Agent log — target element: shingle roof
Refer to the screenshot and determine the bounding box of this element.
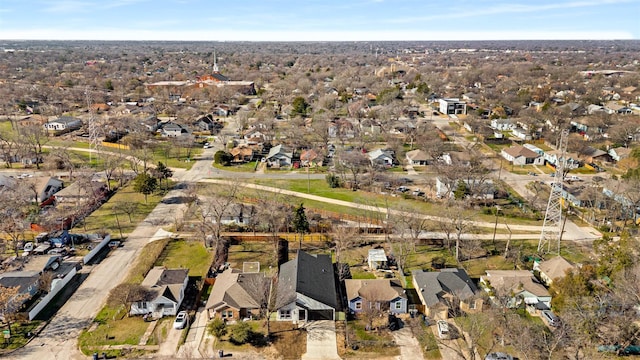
[345,279,406,302]
[141,267,189,303]
[277,251,337,309]
[206,268,267,311]
[483,270,549,298]
[503,145,540,159]
[406,149,429,161]
[536,256,575,282]
[412,268,477,307]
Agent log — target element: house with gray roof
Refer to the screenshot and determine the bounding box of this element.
[412,268,480,318]
[265,144,293,168]
[275,251,337,323]
[130,266,189,317]
[533,256,576,287]
[344,279,407,315]
[43,116,82,135]
[205,268,268,321]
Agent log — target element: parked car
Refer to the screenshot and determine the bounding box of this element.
[437,320,450,339]
[47,248,67,256]
[173,311,188,329]
[397,186,409,193]
[108,240,122,249]
[485,352,514,360]
[542,310,560,327]
[23,242,34,252]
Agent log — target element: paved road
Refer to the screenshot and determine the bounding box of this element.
[10,154,201,360]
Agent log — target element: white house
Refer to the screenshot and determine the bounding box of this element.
[265,144,293,168]
[367,149,395,167]
[511,127,532,141]
[43,116,82,134]
[501,145,544,165]
[130,267,189,317]
[436,177,495,199]
[490,119,516,131]
[405,149,429,166]
[438,98,467,115]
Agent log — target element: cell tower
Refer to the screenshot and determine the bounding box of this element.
[538,129,569,254]
[85,87,100,163]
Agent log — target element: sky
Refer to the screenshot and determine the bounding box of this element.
[1,0,639,41]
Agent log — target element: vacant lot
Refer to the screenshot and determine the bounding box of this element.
[154,239,213,277]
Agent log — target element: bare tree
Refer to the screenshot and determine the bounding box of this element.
[107,283,154,317]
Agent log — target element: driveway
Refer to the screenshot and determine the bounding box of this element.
[392,325,422,360]
[301,320,341,360]
[157,325,184,357]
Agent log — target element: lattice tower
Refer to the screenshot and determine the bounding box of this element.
[538,129,569,253]
[85,87,100,162]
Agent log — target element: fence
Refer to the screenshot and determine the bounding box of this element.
[101,141,130,150]
[28,266,78,320]
[83,234,111,264]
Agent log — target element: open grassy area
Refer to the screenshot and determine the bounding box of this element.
[411,319,441,359]
[126,239,170,284]
[75,182,165,239]
[154,239,213,277]
[78,306,150,355]
[227,242,278,271]
[213,161,258,172]
[344,319,400,357]
[0,321,42,352]
[150,146,202,170]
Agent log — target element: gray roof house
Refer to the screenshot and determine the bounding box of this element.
[205,268,268,321]
[265,144,293,168]
[43,116,82,134]
[345,279,407,315]
[275,251,337,323]
[367,149,395,167]
[130,267,189,317]
[412,268,480,318]
[405,149,429,166]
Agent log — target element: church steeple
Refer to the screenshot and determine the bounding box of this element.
[213,50,219,73]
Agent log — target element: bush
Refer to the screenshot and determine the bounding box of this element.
[214,151,233,166]
[207,318,227,338]
[229,321,252,344]
[325,173,341,188]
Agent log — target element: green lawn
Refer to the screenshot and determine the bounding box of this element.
[0,321,42,352]
[78,307,150,355]
[154,239,213,277]
[213,161,258,172]
[76,182,165,238]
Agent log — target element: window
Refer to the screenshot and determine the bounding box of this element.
[279,310,291,320]
[354,302,362,310]
[469,301,476,310]
[394,301,402,310]
[140,302,148,310]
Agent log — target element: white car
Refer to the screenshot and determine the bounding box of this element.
[173,311,188,329]
[437,320,450,339]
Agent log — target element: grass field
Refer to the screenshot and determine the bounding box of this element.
[154,239,213,277]
[75,183,165,238]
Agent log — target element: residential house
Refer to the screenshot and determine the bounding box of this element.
[205,268,268,321]
[533,256,576,287]
[405,149,429,166]
[130,267,189,317]
[159,122,190,137]
[511,127,532,141]
[300,149,321,167]
[439,152,471,167]
[32,176,64,205]
[275,251,338,322]
[368,149,395,167]
[193,114,223,134]
[438,98,467,115]
[43,116,82,135]
[501,145,544,165]
[344,279,408,315]
[367,248,388,270]
[265,144,293,168]
[480,270,551,309]
[54,180,107,209]
[560,184,595,207]
[229,145,255,163]
[412,268,481,319]
[0,271,40,320]
[490,119,516,131]
[609,147,633,162]
[328,119,356,139]
[243,128,271,144]
[435,177,495,200]
[579,146,611,163]
[214,203,255,226]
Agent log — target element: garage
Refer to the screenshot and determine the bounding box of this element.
[307,309,334,321]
